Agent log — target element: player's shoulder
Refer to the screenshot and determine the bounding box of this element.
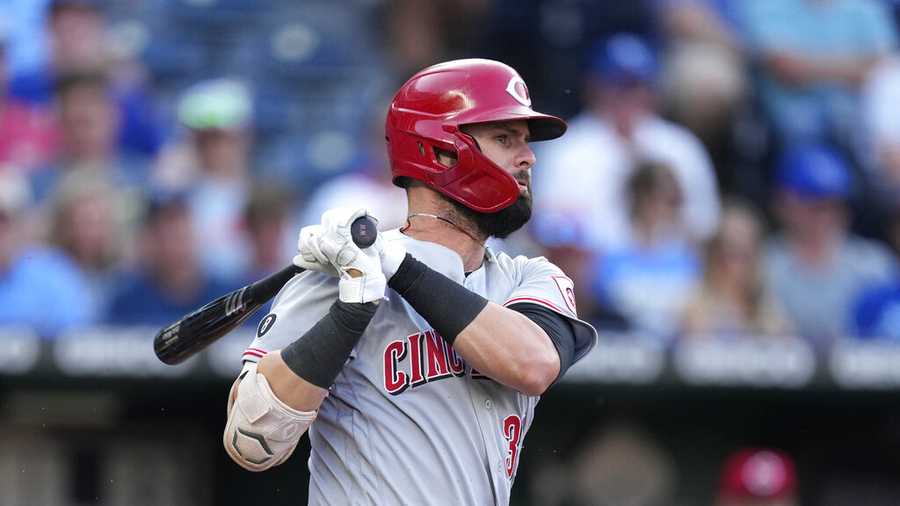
[490,250,567,279]
[384,228,466,282]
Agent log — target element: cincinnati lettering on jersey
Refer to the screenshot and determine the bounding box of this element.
[384,330,489,395]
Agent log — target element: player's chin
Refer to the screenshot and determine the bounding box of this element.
[482,194,532,239]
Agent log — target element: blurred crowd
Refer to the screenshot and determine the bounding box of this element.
[6,1,900,504]
[2,0,900,352]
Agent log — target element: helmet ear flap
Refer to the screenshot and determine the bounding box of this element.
[445,131,520,212]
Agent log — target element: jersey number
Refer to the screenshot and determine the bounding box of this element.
[502,415,522,478]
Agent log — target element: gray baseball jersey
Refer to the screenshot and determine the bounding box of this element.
[242,229,597,506]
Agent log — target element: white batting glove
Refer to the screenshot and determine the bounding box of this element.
[376,234,407,280]
[293,224,339,276]
[318,208,386,304]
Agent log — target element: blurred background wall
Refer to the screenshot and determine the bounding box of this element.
[3,0,900,504]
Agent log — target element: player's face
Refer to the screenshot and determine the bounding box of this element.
[459,120,536,238]
[462,120,535,197]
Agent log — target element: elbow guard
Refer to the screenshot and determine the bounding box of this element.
[223,363,317,472]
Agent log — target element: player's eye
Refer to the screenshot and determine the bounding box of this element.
[495,134,509,146]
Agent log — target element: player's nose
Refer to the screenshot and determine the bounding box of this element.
[515,143,536,170]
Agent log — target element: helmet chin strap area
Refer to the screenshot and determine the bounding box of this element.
[402,213,486,247]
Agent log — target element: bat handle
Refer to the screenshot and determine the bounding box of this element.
[350,215,378,248]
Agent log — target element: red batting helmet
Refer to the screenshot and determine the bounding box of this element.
[385,59,567,213]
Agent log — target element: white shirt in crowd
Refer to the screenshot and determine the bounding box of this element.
[301,172,409,231]
[533,113,721,250]
[861,57,900,167]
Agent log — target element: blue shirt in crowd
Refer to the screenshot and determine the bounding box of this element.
[851,280,900,341]
[105,271,237,327]
[591,238,700,341]
[739,0,897,142]
[0,247,94,337]
[10,66,168,158]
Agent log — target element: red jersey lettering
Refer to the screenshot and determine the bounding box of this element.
[383,340,409,395]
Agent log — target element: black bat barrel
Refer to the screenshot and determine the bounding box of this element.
[153,265,299,365]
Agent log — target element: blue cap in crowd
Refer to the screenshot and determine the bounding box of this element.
[589,33,658,85]
[776,145,852,200]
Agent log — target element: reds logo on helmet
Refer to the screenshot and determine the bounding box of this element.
[505,76,531,107]
[385,59,566,213]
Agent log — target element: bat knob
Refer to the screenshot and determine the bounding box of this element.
[351,215,378,248]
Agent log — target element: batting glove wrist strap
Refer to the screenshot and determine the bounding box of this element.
[339,272,387,305]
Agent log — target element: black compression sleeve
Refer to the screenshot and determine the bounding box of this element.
[387,253,488,345]
[280,300,378,389]
[508,302,577,381]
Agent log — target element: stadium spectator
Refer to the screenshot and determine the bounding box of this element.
[243,184,294,283]
[851,278,900,341]
[1,1,48,76]
[386,0,492,78]
[9,0,166,157]
[104,189,235,326]
[860,56,900,191]
[11,0,106,101]
[0,22,59,172]
[301,102,408,232]
[45,172,129,319]
[658,0,747,139]
[717,448,798,506]
[681,200,792,339]
[764,144,896,346]
[162,78,255,281]
[738,0,896,145]
[528,420,676,506]
[0,171,93,336]
[589,161,701,341]
[30,72,147,204]
[567,421,676,506]
[659,0,743,51]
[849,199,900,341]
[534,33,720,253]
[238,184,295,328]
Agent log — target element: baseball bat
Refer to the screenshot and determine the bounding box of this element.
[153,215,378,365]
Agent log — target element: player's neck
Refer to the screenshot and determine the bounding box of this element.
[402,217,486,272]
[404,191,487,272]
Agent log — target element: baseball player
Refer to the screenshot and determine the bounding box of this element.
[224,59,598,505]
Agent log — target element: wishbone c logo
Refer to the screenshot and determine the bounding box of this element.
[505,76,531,107]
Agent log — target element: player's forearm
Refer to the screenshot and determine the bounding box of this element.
[257,352,330,411]
[388,254,559,395]
[233,300,378,412]
[453,303,560,395]
[229,353,329,415]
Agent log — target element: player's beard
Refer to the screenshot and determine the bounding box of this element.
[453,185,533,240]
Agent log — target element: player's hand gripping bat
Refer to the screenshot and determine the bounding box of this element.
[153,216,378,365]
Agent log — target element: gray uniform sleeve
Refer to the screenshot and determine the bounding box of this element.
[502,257,598,363]
[241,270,339,363]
